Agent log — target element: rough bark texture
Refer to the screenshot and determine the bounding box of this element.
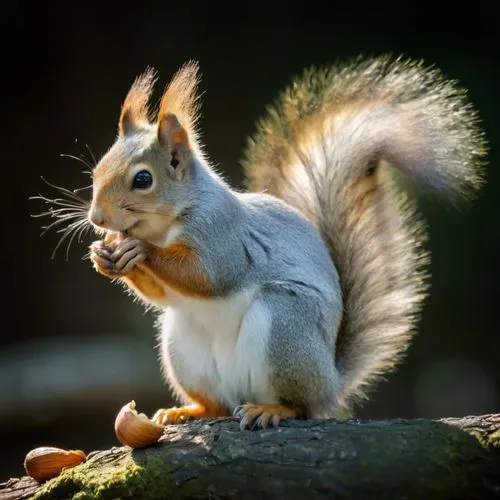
[1,414,499,500]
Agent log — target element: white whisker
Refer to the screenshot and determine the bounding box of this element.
[30,195,88,210]
[40,212,87,235]
[74,185,92,193]
[40,215,87,236]
[31,174,93,259]
[51,218,90,260]
[34,208,88,219]
[121,202,172,216]
[65,219,90,260]
[32,139,100,259]
[60,153,93,172]
[55,217,88,234]
[85,143,97,167]
[39,176,90,205]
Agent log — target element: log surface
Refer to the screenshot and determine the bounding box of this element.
[1,414,499,499]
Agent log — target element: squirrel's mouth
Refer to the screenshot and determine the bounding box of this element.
[122,220,141,236]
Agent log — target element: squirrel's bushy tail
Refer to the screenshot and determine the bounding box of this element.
[241,55,487,411]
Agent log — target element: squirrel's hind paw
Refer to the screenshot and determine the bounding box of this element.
[152,406,203,425]
[234,403,304,431]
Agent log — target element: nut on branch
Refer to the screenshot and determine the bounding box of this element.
[114,400,165,448]
[23,447,86,482]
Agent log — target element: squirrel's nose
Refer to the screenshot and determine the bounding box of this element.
[89,207,106,227]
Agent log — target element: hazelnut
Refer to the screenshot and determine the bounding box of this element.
[114,400,165,448]
[24,447,86,482]
[104,231,119,245]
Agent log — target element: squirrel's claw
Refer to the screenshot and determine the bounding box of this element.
[234,403,302,431]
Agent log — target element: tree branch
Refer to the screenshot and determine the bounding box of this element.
[1,414,499,499]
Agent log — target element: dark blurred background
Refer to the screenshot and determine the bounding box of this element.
[1,0,498,481]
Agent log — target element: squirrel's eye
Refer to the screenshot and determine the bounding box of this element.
[132,170,153,190]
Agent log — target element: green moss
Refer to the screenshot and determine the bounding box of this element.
[323,420,494,498]
[469,429,500,449]
[32,451,191,500]
[421,423,500,497]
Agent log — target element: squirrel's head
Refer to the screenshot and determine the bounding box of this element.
[89,61,203,246]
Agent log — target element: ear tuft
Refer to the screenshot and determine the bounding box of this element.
[119,66,158,136]
[157,60,202,150]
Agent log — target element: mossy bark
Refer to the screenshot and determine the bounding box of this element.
[1,414,499,500]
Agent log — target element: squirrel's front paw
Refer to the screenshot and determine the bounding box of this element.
[90,237,149,277]
[90,240,118,278]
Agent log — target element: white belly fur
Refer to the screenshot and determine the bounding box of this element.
[159,285,277,409]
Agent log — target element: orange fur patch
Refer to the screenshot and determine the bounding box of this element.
[153,392,229,425]
[122,267,165,300]
[186,392,230,417]
[142,242,214,298]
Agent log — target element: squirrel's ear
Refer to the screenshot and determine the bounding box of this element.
[155,60,201,180]
[119,67,157,136]
[158,113,191,181]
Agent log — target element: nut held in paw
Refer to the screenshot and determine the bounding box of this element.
[114,400,165,448]
[24,447,86,482]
